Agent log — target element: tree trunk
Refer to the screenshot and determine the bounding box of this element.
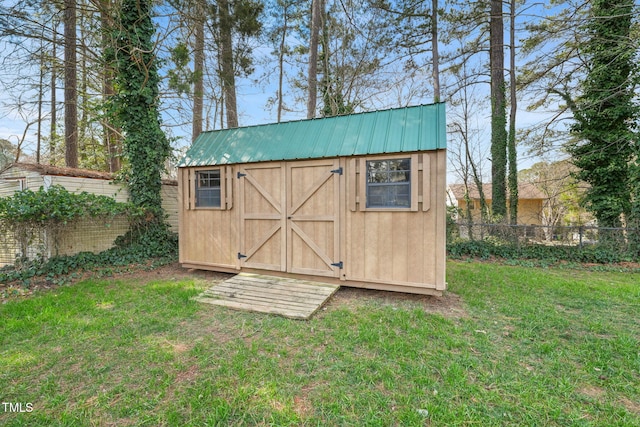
[51,19,58,163]
[307,0,322,119]
[192,1,204,140]
[507,0,518,224]
[489,0,507,220]
[80,19,88,166]
[37,40,44,164]
[64,0,78,168]
[277,8,289,123]
[218,0,238,128]
[431,0,440,103]
[101,0,121,172]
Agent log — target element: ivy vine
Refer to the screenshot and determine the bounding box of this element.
[109,0,171,225]
[0,186,176,287]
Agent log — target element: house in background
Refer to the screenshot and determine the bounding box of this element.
[178,103,447,295]
[448,182,546,225]
[0,163,178,266]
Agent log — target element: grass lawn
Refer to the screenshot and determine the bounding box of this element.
[1,261,638,426]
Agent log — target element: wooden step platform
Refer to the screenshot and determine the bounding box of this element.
[193,273,340,320]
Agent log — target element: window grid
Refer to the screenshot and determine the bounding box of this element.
[366,158,411,208]
[196,170,221,208]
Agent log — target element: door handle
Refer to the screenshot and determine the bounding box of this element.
[287,216,292,219]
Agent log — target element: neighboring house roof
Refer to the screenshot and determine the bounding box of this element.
[1,162,113,180]
[448,183,546,201]
[0,163,178,186]
[179,103,446,167]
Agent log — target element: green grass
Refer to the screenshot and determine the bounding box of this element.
[1,262,639,426]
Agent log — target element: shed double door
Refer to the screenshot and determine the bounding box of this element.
[238,159,341,278]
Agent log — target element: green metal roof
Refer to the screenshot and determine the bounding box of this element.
[178,103,446,167]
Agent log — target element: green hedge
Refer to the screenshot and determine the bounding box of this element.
[447,238,636,264]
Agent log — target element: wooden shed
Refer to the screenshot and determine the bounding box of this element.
[178,103,447,295]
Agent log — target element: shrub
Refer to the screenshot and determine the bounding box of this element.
[447,238,636,265]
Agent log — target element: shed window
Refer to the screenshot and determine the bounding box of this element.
[196,170,221,207]
[366,158,411,208]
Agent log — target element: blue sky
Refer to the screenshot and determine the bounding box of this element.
[0,0,573,180]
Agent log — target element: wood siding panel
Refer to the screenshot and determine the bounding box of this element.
[406,206,425,284]
[434,150,447,290]
[362,212,380,280]
[181,208,236,268]
[161,184,179,230]
[391,211,409,283]
[178,168,186,263]
[0,169,42,189]
[0,180,21,197]
[346,202,365,280]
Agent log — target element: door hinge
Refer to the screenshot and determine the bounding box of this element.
[238,252,247,259]
[237,172,247,178]
[330,167,343,175]
[331,261,343,269]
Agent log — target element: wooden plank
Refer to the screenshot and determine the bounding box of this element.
[224,279,336,297]
[193,298,311,319]
[193,273,340,320]
[196,296,327,319]
[212,280,334,300]
[208,286,334,304]
[201,290,326,310]
[229,273,339,290]
[202,289,327,309]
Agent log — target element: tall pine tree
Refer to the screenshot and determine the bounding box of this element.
[489,0,507,220]
[569,0,638,229]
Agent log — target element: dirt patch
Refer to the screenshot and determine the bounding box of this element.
[103,262,233,283]
[0,262,233,302]
[326,286,467,319]
[620,396,640,415]
[174,364,200,384]
[579,385,605,399]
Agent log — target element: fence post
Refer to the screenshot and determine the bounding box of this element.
[579,225,583,248]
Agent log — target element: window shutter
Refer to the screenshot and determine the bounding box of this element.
[348,158,357,212]
[225,166,233,210]
[422,154,431,212]
[358,158,367,212]
[411,154,419,211]
[181,169,191,211]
